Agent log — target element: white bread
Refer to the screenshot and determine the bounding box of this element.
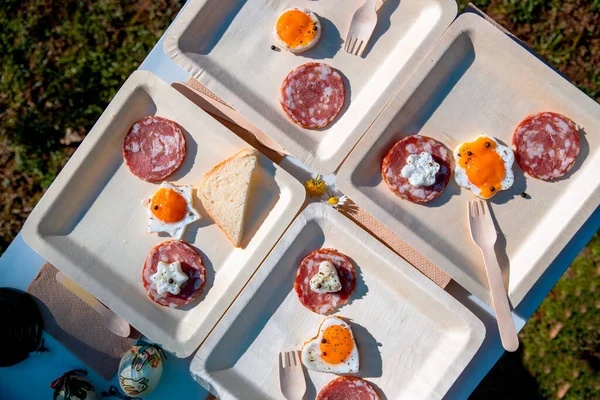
[199,148,259,247]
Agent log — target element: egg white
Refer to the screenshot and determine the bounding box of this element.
[273,8,321,53]
[301,317,359,374]
[142,182,201,240]
[454,135,515,199]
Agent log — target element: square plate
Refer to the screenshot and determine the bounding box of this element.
[190,203,485,399]
[337,14,600,306]
[164,0,457,174]
[22,70,305,357]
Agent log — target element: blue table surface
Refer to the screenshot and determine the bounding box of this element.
[1,3,599,399]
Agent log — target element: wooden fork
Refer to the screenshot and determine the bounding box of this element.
[344,0,379,56]
[279,351,306,400]
[468,200,519,352]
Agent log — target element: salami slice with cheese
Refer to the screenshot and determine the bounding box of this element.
[294,249,356,315]
[142,240,205,308]
[279,62,345,129]
[123,116,186,182]
[381,135,452,204]
[512,112,580,181]
[317,377,381,400]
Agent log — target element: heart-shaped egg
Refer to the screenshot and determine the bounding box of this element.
[301,316,359,374]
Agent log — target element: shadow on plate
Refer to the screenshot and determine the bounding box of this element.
[178,244,216,311]
[169,125,198,180]
[361,0,402,58]
[350,319,383,378]
[303,15,342,60]
[486,202,511,294]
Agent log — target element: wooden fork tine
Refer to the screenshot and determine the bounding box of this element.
[348,37,356,53]
[358,41,367,56]
[355,40,364,56]
[481,199,489,215]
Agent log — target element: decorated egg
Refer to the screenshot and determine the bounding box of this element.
[118,344,164,397]
[301,316,359,374]
[454,135,515,199]
[51,370,97,400]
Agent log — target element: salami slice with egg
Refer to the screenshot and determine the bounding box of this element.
[123,116,186,182]
[317,377,381,400]
[382,135,452,204]
[294,249,356,315]
[280,62,345,129]
[142,240,205,308]
[512,112,580,181]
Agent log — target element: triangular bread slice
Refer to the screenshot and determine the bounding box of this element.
[199,148,259,247]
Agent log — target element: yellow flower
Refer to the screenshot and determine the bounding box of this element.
[304,175,327,197]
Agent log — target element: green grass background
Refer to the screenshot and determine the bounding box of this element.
[0,1,598,398]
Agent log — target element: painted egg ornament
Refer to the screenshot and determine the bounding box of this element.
[118,344,164,397]
[51,369,97,400]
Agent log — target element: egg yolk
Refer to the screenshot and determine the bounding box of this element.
[150,188,187,223]
[276,10,317,48]
[457,137,506,199]
[319,324,354,364]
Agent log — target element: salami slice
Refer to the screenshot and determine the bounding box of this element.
[294,249,356,315]
[512,112,580,181]
[123,116,186,182]
[279,62,345,129]
[142,240,205,308]
[381,135,452,203]
[317,377,381,400]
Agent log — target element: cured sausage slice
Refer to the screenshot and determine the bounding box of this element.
[381,135,452,203]
[279,62,345,129]
[142,240,205,308]
[294,249,356,315]
[317,377,381,400]
[123,116,186,182]
[512,112,580,180]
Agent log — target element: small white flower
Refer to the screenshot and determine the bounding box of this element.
[323,191,348,210]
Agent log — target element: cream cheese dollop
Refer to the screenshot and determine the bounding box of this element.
[150,260,189,296]
[310,261,342,293]
[401,152,440,187]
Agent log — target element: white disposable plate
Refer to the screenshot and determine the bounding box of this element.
[337,14,600,306]
[164,0,457,174]
[190,203,485,399]
[22,70,305,357]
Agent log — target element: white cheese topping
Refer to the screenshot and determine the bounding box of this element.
[401,152,440,187]
[310,261,342,293]
[150,261,189,296]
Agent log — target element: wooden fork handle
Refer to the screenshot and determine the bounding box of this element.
[480,247,519,352]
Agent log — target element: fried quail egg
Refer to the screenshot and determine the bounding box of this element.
[301,317,359,374]
[274,8,321,53]
[142,182,200,239]
[454,135,514,199]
